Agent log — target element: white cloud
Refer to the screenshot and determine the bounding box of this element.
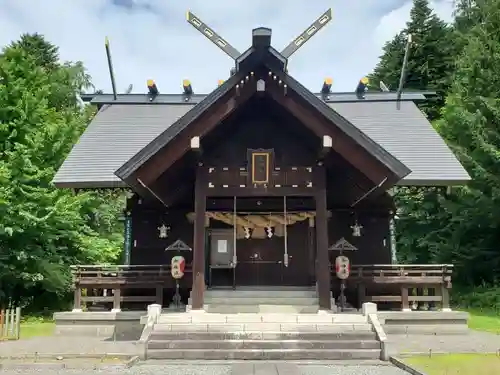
[0,0,454,93]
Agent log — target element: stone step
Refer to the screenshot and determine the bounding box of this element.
[158,313,367,324]
[201,289,317,298]
[146,348,381,360]
[188,297,319,305]
[202,304,320,314]
[152,322,373,333]
[149,331,377,341]
[148,339,381,350]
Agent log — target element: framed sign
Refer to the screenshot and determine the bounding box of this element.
[217,239,228,253]
[248,149,274,185]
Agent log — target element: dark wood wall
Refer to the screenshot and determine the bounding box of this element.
[127,201,392,267]
[202,97,318,168]
[327,211,392,265]
[127,97,393,268]
[129,201,193,266]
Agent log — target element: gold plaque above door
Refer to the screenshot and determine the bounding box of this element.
[248,149,274,186]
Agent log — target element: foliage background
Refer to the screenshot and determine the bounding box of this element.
[0,34,124,311]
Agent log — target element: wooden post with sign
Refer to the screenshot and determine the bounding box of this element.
[335,255,350,312]
[171,255,186,310]
[123,214,132,265]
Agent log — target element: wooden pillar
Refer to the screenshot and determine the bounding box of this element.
[307,217,316,285]
[441,284,451,311]
[401,285,410,311]
[357,284,366,308]
[314,166,331,310]
[155,285,164,306]
[73,286,82,311]
[191,166,207,310]
[112,288,121,312]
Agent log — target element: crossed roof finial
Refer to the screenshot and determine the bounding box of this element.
[186,8,333,69]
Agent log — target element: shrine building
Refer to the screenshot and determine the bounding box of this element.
[53,9,469,313]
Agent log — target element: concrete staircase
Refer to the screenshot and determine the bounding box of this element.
[145,312,381,360]
[187,286,321,313]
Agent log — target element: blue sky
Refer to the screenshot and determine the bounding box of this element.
[0,0,454,93]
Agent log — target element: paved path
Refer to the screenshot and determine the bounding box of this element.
[2,330,499,374]
[387,331,500,355]
[0,362,408,375]
[0,337,139,356]
[2,331,498,358]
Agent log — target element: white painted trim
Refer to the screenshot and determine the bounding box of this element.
[323,135,333,148]
[190,136,200,149]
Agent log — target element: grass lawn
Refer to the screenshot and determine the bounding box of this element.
[405,353,500,375]
[467,309,500,334]
[18,316,55,339]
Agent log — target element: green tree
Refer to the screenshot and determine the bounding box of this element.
[394,0,500,294]
[369,0,455,119]
[0,35,122,310]
[9,33,59,71]
[431,0,500,286]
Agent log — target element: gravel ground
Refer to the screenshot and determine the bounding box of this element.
[0,362,409,375]
[387,331,500,354]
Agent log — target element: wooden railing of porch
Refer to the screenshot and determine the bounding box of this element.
[71,263,452,311]
[71,264,193,312]
[331,264,453,311]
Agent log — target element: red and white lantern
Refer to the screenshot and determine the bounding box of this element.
[171,255,186,279]
[335,255,350,280]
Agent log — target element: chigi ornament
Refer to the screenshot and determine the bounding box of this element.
[158,224,171,239]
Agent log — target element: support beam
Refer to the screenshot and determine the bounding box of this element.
[206,187,315,197]
[191,167,207,310]
[314,166,331,310]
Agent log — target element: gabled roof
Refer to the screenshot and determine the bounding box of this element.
[114,61,410,187]
[274,70,410,180]
[52,99,470,188]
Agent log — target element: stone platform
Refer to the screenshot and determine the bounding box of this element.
[145,312,383,360]
[53,311,145,340]
[378,310,470,334]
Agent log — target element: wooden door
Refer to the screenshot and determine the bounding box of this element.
[209,229,235,287]
[282,221,312,286]
[235,237,283,285]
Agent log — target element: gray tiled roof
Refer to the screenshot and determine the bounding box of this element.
[52,101,470,188]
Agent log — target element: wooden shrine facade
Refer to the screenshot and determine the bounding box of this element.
[58,24,467,314]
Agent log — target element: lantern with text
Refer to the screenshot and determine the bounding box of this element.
[171,256,185,279]
[335,255,350,280]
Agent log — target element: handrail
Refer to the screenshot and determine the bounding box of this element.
[351,264,453,268]
[70,264,179,269]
